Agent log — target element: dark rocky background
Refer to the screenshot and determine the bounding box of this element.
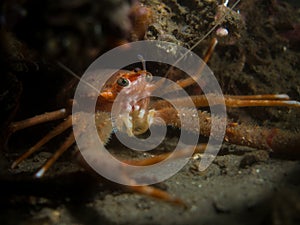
[0,0,300,224]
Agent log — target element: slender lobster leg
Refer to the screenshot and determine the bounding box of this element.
[161,35,298,109]
[153,107,300,155]
[162,38,218,94]
[19,111,110,177]
[9,108,68,133]
[11,116,72,169]
[12,111,113,178]
[35,132,75,178]
[123,144,207,166]
[225,94,290,100]
[174,38,218,89]
[76,148,186,206]
[151,94,300,109]
[222,96,300,108]
[129,185,185,206]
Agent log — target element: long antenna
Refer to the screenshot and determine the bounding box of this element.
[57,0,241,91]
[137,54,146,71]
[166,0,241,75]
[56,61,99,92]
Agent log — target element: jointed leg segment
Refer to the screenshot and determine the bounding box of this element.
[11,115,72,170]
[151,94,300,110]
[35,132,75,178]
[9,108,67,133]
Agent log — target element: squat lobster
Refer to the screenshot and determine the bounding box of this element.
[7,37,300,206]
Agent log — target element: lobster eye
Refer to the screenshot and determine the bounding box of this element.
[117,77,130,87]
